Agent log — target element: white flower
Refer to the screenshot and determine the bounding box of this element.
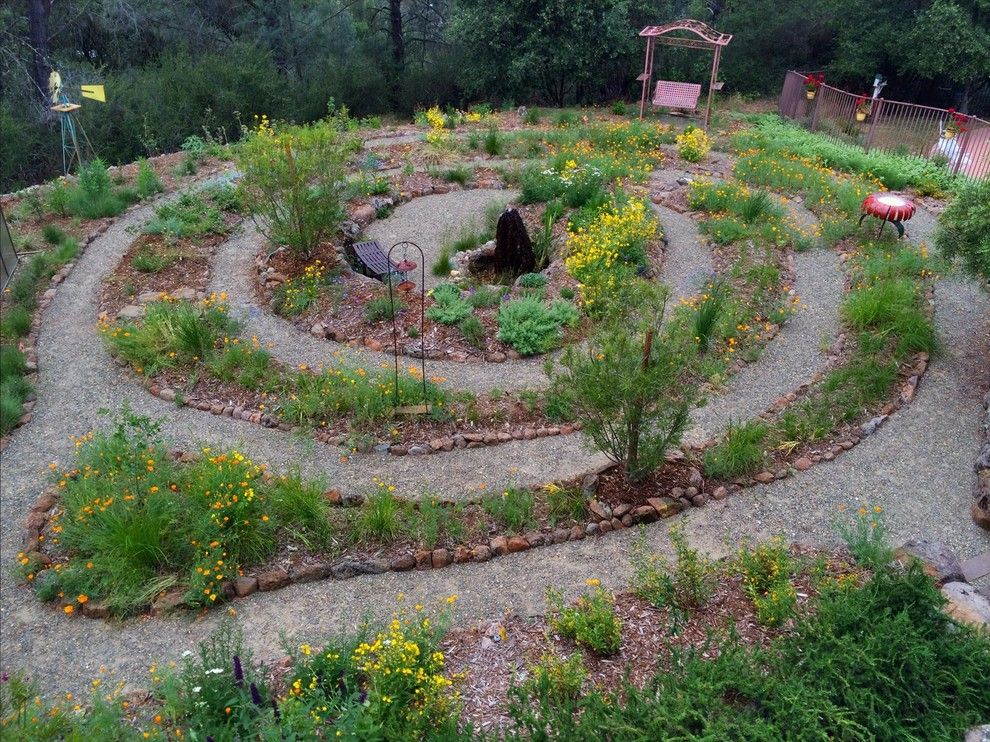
[192,686,201,693]
[181,650,193,658]
[207,668,224,674]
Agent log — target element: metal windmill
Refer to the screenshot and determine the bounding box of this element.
[48,70,106,176]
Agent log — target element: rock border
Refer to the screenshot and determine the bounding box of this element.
[0,165,229,452]
[973,391,990,530]
[22,328,937,623]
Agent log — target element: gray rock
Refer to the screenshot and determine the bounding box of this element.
[895,539,964,584]
[116,304,145,320]
[941,582,990,629]
[582,473,599,497]
[964,724,990,742]
[860,415,888,437]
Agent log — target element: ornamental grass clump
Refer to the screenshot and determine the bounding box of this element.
[33,408,332,616]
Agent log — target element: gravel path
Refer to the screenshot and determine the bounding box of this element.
[3,260,985,698]
[364,190,516,291]
[2,173,986,701]
[688,248,843,443]
[651,203,713,304]
[210,224,548,393]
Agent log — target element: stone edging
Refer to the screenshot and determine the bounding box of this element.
[123,360,583,457]
[20,332,938,623]
[973,391,990,530]
[0,166,229,451]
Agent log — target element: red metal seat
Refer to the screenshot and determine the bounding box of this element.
[652,81,702,111]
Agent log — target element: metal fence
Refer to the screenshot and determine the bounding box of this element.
[1,206,19,291]
[779,70,990,181]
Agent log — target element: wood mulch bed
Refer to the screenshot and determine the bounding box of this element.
[99,232,225,317]
[255,191,601,364]
[440,546,858,735]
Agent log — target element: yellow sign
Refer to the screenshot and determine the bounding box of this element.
[80,85,106,103]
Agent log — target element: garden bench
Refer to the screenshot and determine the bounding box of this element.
[352,240,399,281]
[652,81,702,112]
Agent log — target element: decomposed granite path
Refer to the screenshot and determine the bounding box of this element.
[1,176,987,699]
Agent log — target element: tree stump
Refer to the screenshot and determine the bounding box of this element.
[494,208,535,275]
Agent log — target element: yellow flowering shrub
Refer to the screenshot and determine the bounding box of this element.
[564,198,658,312]
[675,127,711,163]
[283,603,461,736]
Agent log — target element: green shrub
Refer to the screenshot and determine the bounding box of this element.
[517,272,547,288]
[552,287,694,482]
[737,537,797,627]
[157,621,277,738]
[510,565,990,739]
[238,115,355,256]
[836,503,893,569]
[630,525,715,612]
[547,583,622,656]
[135,158,164,199]
[520,649,586,705]
[935,178,990,281]
[426,284,472,325]
[497,297,577,356]
[611,101,628,116]
[466,285,505,308]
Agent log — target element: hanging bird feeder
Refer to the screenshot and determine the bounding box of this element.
[394,254,418,293]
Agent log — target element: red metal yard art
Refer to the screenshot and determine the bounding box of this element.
[859,193,916,238]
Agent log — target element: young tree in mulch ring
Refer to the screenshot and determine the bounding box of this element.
[551,281,696,482]
[237,114,358,258]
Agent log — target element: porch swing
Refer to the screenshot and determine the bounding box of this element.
[636,20,732,131]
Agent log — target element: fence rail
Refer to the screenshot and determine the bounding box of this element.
[779,71,990,181]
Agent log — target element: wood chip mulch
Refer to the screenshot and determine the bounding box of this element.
[441,547,858,734]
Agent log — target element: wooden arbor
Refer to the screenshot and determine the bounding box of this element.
[637,20,732,131]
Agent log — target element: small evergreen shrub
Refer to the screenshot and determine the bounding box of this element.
[497,297,577,356]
